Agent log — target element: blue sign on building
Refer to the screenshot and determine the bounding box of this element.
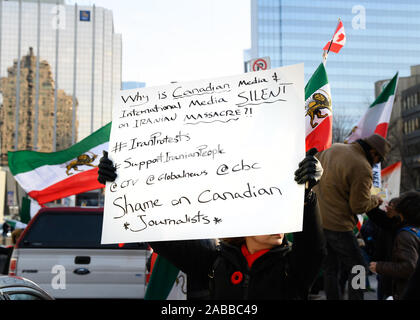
[80,10,90,22]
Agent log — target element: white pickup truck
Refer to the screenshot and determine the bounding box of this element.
[8,207,151,299]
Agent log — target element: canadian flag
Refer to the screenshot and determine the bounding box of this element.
[323,20,346,53]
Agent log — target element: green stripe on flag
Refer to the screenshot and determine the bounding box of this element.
[20,197,31,224]
[145,255,180,300]
[8,122,111,175]
[370,72,398,107]
[305,63,329,100]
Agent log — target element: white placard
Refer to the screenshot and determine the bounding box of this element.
[102,63,305,244]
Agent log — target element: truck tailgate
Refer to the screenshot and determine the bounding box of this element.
[15,247,147,299]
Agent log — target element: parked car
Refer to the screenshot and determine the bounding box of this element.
[9,207,151,299]
[0,275,54,300]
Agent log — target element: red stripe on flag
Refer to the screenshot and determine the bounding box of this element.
[146,252,158,284]
[326,42,344,53]
[374,122,389,138]
[306,116,332,153]
[28,167,104,204]
[381,161,402,177]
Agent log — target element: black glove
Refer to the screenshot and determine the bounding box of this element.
[294,147,323,192]
[97,151,117,184]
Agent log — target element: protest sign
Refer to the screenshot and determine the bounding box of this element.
[101,63,305,244]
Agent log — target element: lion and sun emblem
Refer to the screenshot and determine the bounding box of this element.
[65,151,98,176]
[306,90,332,128]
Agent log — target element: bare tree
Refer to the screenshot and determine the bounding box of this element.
[332,97,372,144]
[332,111,359,143]
[384,117,415,192]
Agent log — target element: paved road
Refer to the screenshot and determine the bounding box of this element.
[309,274,379,300]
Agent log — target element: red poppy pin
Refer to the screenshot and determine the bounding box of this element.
[231,271,243,285]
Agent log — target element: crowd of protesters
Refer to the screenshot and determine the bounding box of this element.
[313,133,419,300]
[98,133,420,300]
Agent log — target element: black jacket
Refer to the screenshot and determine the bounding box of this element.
[365,207,402,261]
[402,257,420,300]
[366,207,420,299]
[149,192,326,300]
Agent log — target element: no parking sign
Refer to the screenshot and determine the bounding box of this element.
[245,56,271,72]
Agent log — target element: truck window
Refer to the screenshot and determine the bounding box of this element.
[20,212,147,250]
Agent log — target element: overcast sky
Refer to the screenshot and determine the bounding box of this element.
[75,0,251,87]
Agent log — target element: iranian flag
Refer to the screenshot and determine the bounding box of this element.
[305,63,332,152]
[8,123,111,205]
[345,73,399,143]
[381,161,401,201]
[356,214,364,232]
[145,253,187,300]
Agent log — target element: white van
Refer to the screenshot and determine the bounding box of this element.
[9,207,151,299]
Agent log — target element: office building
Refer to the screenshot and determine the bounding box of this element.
[378,65,420,191]
[0,48,75,165]
[249,0,420,119]
[0,0,122,152]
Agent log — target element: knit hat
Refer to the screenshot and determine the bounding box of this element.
[362,134,391,159]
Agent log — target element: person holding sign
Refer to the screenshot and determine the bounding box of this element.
[98,148,325,300]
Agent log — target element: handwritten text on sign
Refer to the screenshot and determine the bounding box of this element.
[101,63,305,244]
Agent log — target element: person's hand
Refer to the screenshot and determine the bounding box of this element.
[97,151,117,184]
[294,148,323,192]
[357,238,365,247]
[372,194,384,207]
[369,262,377,274]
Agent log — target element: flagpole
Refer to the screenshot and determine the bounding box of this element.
[323,18,341,65]
[322,51,328,65]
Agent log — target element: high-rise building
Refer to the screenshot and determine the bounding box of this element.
[0,0,122,149]
[249,0,420,119]
[377,65,420,192]
[0,48,75,165]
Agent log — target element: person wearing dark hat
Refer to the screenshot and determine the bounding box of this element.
[313,133,391,300]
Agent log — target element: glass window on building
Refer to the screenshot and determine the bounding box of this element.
[0,0,122,157]
[251,0,420,121]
